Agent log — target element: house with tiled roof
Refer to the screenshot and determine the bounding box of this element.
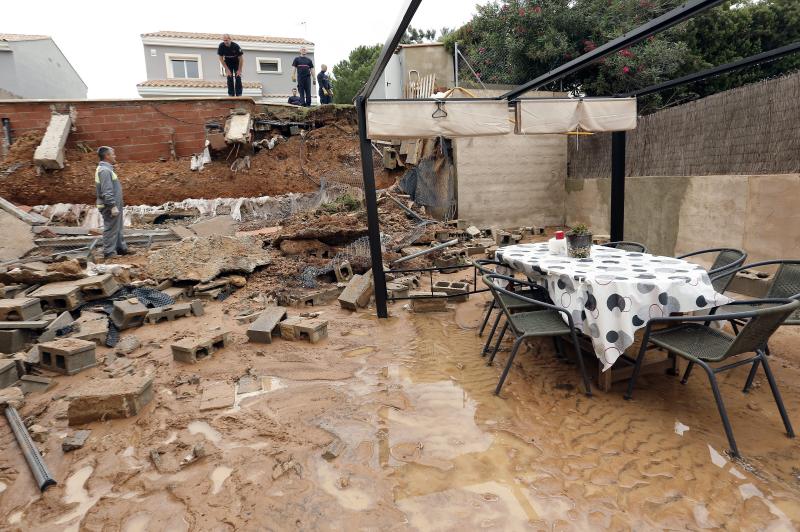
[137,31,315,102]
[0,34,87,99]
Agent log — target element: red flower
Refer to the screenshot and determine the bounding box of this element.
[533,5,542,13]
[619,49,633,58]
[584,40,596,52]
[519,7,525,16]
[622,66,631,74]
[479,47,486,53]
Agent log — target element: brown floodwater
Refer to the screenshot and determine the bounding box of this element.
[1,290,799,530]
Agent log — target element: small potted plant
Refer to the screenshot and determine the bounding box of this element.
[566,223,593,258]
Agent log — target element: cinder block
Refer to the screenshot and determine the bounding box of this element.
[434,255,460,274]
[0,329,32,354]
[145,302,193,324]
[433,281,470,302]
[493,231,512,246]
[465,244,486,257]
[394,276,421,290]
[19,374,54,394]
[33,114,71,170]
[29,283,83,312]
[0,359,19,389]
[278,317,304,341]
[0,298,43,321]
[338,274,373,310]
[409,292,448,313]
[37,311,74,343]
[72,317,109,346]
[163,287,188,301]
[67,376,154,425]
[386,282,409,300]
[0,285,26,298]
[171,330,231,364]
[247,307,288,344]
[334,261,354,283]
[466,226,481,238]
[111,298,149,330]
[190,300,205,317]
[225,113,252,143]
[288,286,342,307]
[280,317,328,343]
[38,337,97,375]
[75,274,120,301]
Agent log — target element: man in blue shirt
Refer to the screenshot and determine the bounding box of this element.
[291,47,315,107]
[317,64,333,105]
[287,88,303,106]
[217,34,244,97]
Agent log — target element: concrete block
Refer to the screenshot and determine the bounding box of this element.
[0,284,26,298]
[19,375,54,394]
[393,276,421,290]
[29,283,83,312]
[290,286,342,307]
[190,215,236,237]
[207,132,227,151]
[247,306,288,344]
[0,320,48,330]
[333,260,354,283]
[72,317,108,346]
[67,376,154,425]
[278,317,304,341]
[111,298,149,330]
[38,337,97,375]
[0,298,43,321]
[466,226,481,238]
[435,230,451,243]
[37,311,74,343]
[338,274,373,310]
[494,230,512,246]
[0,359,19,389]
[465,244,486,257]
[280,317,328,344]
[145,302,193,324]
[434,255,460,274]
[386,282,409,300]
[200,381,235,411]
[432,281,470,302]
[409,292,448,313]
[163,287,188,301]
[0,329,31,354]
[62,430,91,452]
[225,113,252,143]
[33,114,71,170]
[75,274,120,301]
[728,270,773,298]
[171,330,231,364]
[190,300,205,317]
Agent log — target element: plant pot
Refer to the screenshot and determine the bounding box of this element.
[566,233,593,258]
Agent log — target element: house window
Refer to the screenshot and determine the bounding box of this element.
[256,57,282,74]
[165,53,202,79]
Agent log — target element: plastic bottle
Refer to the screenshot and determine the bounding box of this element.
[548,230,567,256]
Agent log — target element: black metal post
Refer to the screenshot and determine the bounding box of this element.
[610,131,626,242]
[356,95,388,318]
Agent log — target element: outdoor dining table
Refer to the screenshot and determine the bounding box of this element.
[496,243,734,370]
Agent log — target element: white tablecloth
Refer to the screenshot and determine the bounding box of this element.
[496,243,734,370]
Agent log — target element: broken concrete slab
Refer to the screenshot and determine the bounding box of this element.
[0,211,36,262]
[189,215,236,237]
[38,337,97,375]
[33,113,71,170]
[0,359,19,389]
[171,330,231,364]
[37,311,74,343]
[72,316,109,346]
[247,306,288,344]
[190,300,205,317]
[200,381,235,411]
[146,235,272,283]
[62,429,91,452]
[67,375,154,425]
[0,260,85,286]
[224,113,252,143]
[170,225,196,240]
[0,298,42,321]
[162,286,188,302]
[0,196,47,225]
[19,375,54,394]
[338,274,373,310]
[114,335,141,356]
[322,438,347,461]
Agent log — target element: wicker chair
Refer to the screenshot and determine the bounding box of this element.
[602,241,648,253]
[713,260,800,325]
[676,248,747,293]
[483,273,592,397]
[623,298,799,457]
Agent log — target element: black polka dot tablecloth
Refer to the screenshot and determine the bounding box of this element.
[496,243,733,370]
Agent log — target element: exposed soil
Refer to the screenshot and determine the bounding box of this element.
[0,115,395,207]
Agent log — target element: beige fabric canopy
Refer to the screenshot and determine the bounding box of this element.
[516,97,637,134]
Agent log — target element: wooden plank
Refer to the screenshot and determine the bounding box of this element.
[0,196,47,225]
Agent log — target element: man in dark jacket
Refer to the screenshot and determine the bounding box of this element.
[218,34,244,96]
[291,46,315,107]
[317,64,333,104]
[287,88,303,106]
[95,146,127,259]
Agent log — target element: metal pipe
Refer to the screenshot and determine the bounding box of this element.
[391,238,458,265]
[4,406,57,491]
[453,41,459,88]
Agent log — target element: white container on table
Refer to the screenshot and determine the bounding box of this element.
[548,230,567,256]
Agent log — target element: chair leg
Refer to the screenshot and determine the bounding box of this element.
[487,322,509,365]
[759,352,795,438]
[623,342,650,400]
[481,312,502,356]
[570,331,592,397]
[552,337,564,359]
[698,360,740,458]
[681,361,695,385]
[743,358,760,393]
[495,336,525,396]
[666,352,679,376]
[479,300,495,337]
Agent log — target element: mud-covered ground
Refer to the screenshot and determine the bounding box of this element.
[1,275,799,530]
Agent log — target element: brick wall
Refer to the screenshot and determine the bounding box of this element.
[0,98,255,162]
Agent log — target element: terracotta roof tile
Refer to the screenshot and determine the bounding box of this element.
[137,79,262,89]
[0,34,50,42]
[141,31,312,45]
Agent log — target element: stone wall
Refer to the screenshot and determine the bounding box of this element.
[565,174,800,263]
[0,98,255,162]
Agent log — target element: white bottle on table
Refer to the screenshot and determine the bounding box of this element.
[548,230,567,256]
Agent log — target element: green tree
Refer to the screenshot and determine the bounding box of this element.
[332,44,382,104]
[402,26,438,44]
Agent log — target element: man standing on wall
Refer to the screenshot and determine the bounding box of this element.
[95,146,127,259]
[218,34,244,97]
[317,64,333,105]
[291,46,315,107]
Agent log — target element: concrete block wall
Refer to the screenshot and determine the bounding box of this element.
[565,174,800,263]
[0,98,256,162]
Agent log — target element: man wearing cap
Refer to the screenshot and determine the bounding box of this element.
[95,146,127,259]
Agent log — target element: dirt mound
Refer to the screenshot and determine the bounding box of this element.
[0,118,394,207]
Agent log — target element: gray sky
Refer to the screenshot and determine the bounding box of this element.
[4,0,479,98]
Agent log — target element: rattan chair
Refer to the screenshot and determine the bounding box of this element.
[473,259,548,356]
[676,247,747,292]
[602,241,648,253]
[484,273,592,397]
[623,298,799,457]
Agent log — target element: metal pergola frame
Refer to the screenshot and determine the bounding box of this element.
[357,0,788,318]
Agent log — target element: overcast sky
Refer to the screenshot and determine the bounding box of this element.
[5,0,479,98]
